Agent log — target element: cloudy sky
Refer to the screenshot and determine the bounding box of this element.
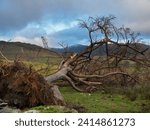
[0,0,150,47]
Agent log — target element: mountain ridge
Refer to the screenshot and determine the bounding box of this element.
[0,41,150,58]
[50,43,150,56]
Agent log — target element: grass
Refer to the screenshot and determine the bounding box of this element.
[23,61,58,76]
[2,60,149,113]
[16,61,150,113]
[0,41,62,64]
[60,86,150,113]
[31,105,77,113]
[1,41,150,113]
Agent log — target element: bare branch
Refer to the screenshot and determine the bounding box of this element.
[0,51,9,62]
[71,71,138,83]
[63,75,84,92]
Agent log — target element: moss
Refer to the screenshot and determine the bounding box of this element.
[32,105,77,113]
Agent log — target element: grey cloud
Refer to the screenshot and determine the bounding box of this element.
[0,0,150,42]
[0,0,49,32]
[110,1,150,33]
[0,0,119,32]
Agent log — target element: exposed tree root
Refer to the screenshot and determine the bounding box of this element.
[0,61,65,109]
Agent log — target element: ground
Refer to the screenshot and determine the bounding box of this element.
[28,86,150,113]
[0,42,150,112]
[60,87,150,113]
[17,61,150,113]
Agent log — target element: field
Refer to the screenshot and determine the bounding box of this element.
[24,57,150,113]
[30,84,150,113]
[0,41,150,113]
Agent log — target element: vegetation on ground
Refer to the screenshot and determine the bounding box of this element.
[1,47,150,112]
[60,86,150,113]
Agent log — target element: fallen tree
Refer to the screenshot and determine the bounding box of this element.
[0,15,149,109]
[45,15,149,92]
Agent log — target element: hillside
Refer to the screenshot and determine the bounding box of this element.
[50,44,106,55]
[1,41,149,61]
[0,41,61,63]
[50,43,150,56]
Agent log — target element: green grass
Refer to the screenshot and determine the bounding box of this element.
[31,105,77,113]
[60,87,150,113]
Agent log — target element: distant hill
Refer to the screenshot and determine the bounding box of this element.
[50,44,88,54]
[0,41,61,63]
[50,43,150,56]
[50,44,106,55]
[0,41,149,62]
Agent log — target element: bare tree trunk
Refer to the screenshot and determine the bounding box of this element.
[45,67,68,82]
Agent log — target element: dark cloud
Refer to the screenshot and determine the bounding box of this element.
[0,0,49,32]
[0,0,121,32]
[0,0,150,46]
[0,0,149,29]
